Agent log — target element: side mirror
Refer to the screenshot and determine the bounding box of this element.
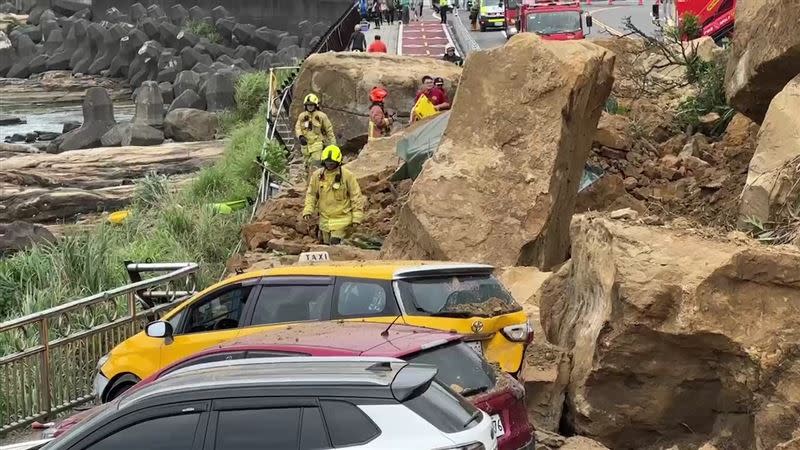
[585,14,593,28]
[145,320,174,339]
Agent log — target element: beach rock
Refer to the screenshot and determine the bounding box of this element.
[164,108,218,141]
[0,221,56,256]
[204,69,236,112]
[57,87,116,152]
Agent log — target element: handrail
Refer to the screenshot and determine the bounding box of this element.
[0,263,199,434]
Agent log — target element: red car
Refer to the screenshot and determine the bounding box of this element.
[48,322,535,450]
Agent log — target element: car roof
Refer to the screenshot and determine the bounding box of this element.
[215,322,462,357]
[121,357,411,409]
[219,260,494,284]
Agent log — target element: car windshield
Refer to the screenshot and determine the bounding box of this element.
[406,341,497,396]
[397,274,521,317]
[526,11,581,34]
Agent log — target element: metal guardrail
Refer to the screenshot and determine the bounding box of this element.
[0,263,199,435]
[449,10,481,55]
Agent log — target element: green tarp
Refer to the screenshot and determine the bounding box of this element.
[391,111,451,181]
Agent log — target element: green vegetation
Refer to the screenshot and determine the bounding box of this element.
[182,19,222,44]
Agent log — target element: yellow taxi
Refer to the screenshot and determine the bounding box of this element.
[94,261,532,402]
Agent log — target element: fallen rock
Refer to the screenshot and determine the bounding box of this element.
[540,214,800,449]
[593,112,631,150]
[266,239,308,255]
[725,0,800,122]
[344,133,403,185]
[575,174,647,215]
[739,74,800,227]
[381,34,615,269]
[290,52,462,151]
[242,221,274,250]
[164,108,218,142]
[57,86,116,152]
[608,207,638,220]
[0,221,56,256]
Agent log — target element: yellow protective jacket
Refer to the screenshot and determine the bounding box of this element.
[295,110,337,161]
[303,167,365,232]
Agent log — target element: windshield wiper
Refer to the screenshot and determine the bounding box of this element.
[427,311,475,318]
[460,385,490,397]
[463,410,483,428]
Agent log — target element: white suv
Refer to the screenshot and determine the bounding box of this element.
[40,357,497,450]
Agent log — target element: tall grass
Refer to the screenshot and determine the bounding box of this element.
[0,137,286,322]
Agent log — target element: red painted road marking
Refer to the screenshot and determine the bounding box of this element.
[401,20,450,58]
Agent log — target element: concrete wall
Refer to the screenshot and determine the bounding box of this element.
[89,0,353,31]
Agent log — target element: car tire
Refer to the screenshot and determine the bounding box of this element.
[105,375,140,402]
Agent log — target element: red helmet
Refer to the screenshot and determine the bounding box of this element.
[370,86,388,103]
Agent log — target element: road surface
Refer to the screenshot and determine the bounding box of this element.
[454,0,662,50]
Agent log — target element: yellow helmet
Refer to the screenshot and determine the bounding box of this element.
[304,93,320,106]
[321,145,343,163]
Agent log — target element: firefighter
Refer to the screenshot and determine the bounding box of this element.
[368,86,394,138]
[303,145,365,245]
[295,93,337,169]
[439,0,449,23]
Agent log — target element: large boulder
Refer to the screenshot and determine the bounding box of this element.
[100,122,163,147]
[290,52,462,152]
[164,108,218,141]
[0,221,56,256]
[725,0,800,123]
[739,74,800,226]
[540,214,800,449]
[57,87,116,152]
[381,35,615,269]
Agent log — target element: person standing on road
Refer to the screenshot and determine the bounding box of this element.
[438,0,449,23]
[349,24,367,51]
[367,35,388,53]
[368,86,394,139]
[295,93,337,169]
[442,45,463,65]
[418,0,424,18]
[382,0,394,24]
[372,0,383,29]
[469,1,479,30]
[400,0,411,23]
[303,145,365,245]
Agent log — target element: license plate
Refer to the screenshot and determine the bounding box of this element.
[491,414,505,437]
[466,341,483,355]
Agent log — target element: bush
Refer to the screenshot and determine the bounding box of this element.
[674,55,734,135]
[182,20,221,44]
[234,72,270,123]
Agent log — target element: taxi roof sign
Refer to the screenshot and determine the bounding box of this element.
[298,251,331,264]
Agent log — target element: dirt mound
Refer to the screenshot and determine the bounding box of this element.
[539,214,800,449]
[382,34,615,269]
[290,52,462,151]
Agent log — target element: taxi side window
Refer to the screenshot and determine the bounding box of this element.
[333,279,398,318]
[180,286,252,334]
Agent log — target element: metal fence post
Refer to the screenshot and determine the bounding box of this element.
[38,318,50,416]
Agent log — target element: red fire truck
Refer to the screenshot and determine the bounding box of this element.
[670,0,735,41]
[504,0,592,40]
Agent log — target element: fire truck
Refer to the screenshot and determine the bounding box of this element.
[504,0,591,40]
[669,0,735,41]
